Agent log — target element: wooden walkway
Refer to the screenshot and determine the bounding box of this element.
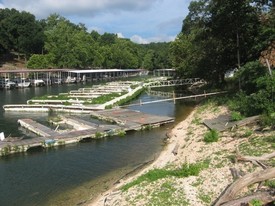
[18,119,59,137]
[0,109,174,156]
[146,78,206,88]
[120,91,228,107]
[203,115,260,132]
[93,108,175,129]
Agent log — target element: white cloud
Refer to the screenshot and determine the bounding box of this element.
[130,35,149,44]
[116,32,125,38]
[0,0,192,43]
[0,0,161,18]
[130,34,176,44]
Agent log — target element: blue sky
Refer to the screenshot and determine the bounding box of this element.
[0,0,192,43]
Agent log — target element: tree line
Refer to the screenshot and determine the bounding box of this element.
[170,0,274,124]
[170,0,274,85]
[0,9,172,70]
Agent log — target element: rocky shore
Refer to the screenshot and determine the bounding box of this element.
[89,101,274,206]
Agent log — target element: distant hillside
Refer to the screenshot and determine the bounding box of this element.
[0,53,27,70]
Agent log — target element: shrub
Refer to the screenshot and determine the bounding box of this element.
[249,199,262,206]
[231,111,244,121]
[204,129,219,143]
[260,113,275,128]
[95,132,103,138]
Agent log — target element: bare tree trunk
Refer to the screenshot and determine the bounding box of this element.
[220,190,275,206]
[214,167,275,206]
[237,151,275,168]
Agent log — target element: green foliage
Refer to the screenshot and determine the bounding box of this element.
[197,192,212,204]
[249,199,262,206]
[105,105,113,109]
[1,9,171,69]
[0,8,44,57]
[117,130,126,137]
[231,111,244,121]
[114,87,145,106]
[239,135,275,157]
[95,132,103,139]
[149,182,189,206]
[260,113,275,128]
[265,179,275,189]
[243,129,253,138]
[63,101,72,106]
[121,160,209,191]
[171,0,273,86]
[88,92,126,105]
[236,61,268,94]
[142,124,153,131]
[204,129,219,143]
[225,61,274,122]
[27,54,49,69]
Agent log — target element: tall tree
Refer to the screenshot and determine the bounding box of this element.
[0,8,44,58]
[171,0,263,85]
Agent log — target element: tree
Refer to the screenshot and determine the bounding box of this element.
[27,54,50,69]
[143,50,154,70]
[0,9,44,58]
[171,0,264,85]
[43,15,96,68]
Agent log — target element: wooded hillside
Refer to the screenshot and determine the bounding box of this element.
[0,10,172,70]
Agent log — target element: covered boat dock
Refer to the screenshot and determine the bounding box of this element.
[0,68,144,86]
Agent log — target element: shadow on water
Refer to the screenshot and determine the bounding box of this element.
[26,146,45,154]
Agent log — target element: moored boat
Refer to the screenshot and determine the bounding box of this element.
[31,79,45,87]
[0,78,16,89]
[16,78,31,88]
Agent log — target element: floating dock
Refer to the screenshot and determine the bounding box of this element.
[0,109,174,156]
[203,115,260,132]
[92,108,174,130]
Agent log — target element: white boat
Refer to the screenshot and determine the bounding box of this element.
[54,79,62,84]
[31,79,45,87]
[0,78,16,89]
[16,78,31,88]
[64,76,76,83]
[0,132,5,141]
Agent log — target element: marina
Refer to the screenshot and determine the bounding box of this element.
[0,109,174,156]
[0,79,193,206]
[0,68,144,89]
[3,80,142,110]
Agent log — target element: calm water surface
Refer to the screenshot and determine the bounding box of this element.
[0,83,193,206]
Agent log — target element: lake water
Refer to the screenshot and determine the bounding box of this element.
[0,83,193,206]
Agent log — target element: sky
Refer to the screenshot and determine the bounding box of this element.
[0,0,192,44]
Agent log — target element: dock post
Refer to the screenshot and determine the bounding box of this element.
[173,91,176,104]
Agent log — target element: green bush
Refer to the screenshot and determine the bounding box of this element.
[204,129,219,143]
[231,111,244,121]
[249,199,262,206]
[260,113,275,128]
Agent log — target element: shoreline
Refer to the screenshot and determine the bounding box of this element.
[88,107,198,206]
[88,100,269,206]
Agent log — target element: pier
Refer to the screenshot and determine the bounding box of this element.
[0,109,174,156]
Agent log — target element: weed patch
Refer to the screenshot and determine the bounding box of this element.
[203,129,219,143]
[121,160,209,191]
